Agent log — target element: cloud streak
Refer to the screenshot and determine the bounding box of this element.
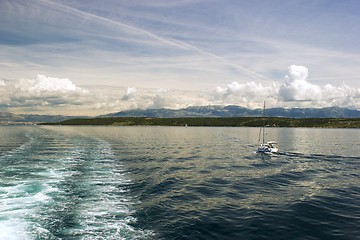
[38,0,268,81]
[1,1,360,115]
[2,0,359,91]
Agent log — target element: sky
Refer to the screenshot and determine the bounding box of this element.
[1,0,360,116]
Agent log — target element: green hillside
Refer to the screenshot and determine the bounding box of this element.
[42,117,360,128]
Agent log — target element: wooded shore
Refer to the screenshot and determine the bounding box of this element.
[41,117,360,128]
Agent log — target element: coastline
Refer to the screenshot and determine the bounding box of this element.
[40,117,360,128]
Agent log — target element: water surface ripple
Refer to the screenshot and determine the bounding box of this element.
[0,126,359,239]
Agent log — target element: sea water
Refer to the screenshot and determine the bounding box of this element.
[0,126,359,239]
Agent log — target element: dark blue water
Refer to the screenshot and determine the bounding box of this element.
[1,126,359,239]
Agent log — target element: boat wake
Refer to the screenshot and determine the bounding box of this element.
[0,128,153,239]
[277,151,359,162]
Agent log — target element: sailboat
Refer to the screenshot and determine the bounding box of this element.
[257,101,278,153]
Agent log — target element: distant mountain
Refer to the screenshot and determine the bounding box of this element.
[2,106,360,125]
[101,105,360,118]
[0,112,82,125]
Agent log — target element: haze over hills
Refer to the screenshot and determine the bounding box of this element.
[101,105,360,119]
[0,112,78,125]
[1,106,360,125]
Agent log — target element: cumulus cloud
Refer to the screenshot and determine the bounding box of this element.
[213,81,278,106]
[279,65,322,101]
[151,88,171,108]
[2,67,360,116]
[15,75,88,95]
[277,65,360,108]
[0,75,92,114]
[321,83,360,109]
[88,66,360,111]
[212,65,360,109]
[122,87,137,100]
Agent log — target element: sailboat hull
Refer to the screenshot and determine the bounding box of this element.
[257,142,278,153]
[257,147,278,153]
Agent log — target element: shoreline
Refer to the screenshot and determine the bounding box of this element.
[40,117,360,128]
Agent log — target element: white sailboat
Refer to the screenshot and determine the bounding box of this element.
[257,101,278,153]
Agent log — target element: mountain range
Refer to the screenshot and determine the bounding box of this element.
[1,105,360,125]
[0,112,76,125]
[101,105,360,118]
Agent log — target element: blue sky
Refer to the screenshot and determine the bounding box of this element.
[1,0,360,115]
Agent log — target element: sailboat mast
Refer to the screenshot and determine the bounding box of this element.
[262,101,265,144]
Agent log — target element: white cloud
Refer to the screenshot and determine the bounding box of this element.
[29,75,77,93]
[0,75,92,115]
[277,65,360,108]
[122,87,137,100]
[150,88,171,108]
[212,65,360,109]
[2,66,360,116]
[13,74,89,96]
[321,83,360,109]
[213,81,278,106]
[279,65,322,101]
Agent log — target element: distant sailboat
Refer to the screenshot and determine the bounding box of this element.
[257,101,278,153]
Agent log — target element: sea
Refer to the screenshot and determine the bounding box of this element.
[0,125,359,240]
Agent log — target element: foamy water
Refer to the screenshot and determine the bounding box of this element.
[1,126,360,239]
[0,126,153,239]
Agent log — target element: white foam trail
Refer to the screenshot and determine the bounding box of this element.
[0,132,38,240]
[1,130,153,239]
[70,139,154,239]
[0,133,64,239]
[0,220,31,240]
[0,181,53,240]
[0,132,34,159]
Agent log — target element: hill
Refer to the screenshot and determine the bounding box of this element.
[2,105,360,125]
[0,112,82,125]
[101,105,360,118]
[42,116,360,128]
